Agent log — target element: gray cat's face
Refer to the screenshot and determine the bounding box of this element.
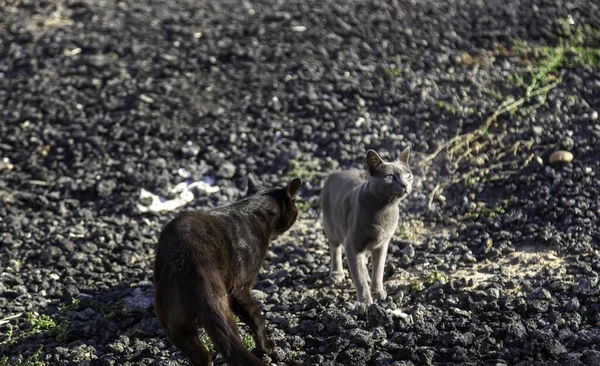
[365,148,413,199]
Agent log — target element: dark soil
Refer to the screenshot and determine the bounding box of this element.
[1,0,599,365]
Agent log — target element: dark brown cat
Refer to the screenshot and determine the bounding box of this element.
[153,175,301,366]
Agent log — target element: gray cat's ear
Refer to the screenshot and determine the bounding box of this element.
[366,150,384,170]
[397,147,411,164]
[286,178,302,198]
[246,173,261,195]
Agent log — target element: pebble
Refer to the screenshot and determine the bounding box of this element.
[549,150,574,164]
[217,161,237,178]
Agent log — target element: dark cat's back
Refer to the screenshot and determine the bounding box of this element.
[154,211,230,290]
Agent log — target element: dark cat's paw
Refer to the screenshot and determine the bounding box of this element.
[373,289,387,301]
[260,339,275,354]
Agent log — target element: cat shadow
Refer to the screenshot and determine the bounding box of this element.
[2,277,300,365]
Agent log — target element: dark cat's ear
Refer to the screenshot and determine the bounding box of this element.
[366,150,384,171]
[246,173,261,195]
[397,146,411,164]
[285,178,302,198]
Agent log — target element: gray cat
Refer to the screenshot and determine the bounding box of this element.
[321,148,413,305]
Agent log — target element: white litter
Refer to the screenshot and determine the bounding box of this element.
[0,157,13,171]
[137,179,219,213]
[178,168,192,178]
[291,25,307,32]
[389,309,410,319]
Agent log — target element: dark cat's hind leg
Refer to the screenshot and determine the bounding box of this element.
[154,294,211,366]
[165,326,212,366]
[231,288,275,354]
[195,284,266,366]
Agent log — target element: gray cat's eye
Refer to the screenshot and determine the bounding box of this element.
[384,174,395,182]
[405,172,413,179]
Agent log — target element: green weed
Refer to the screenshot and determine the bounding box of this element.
[396,219,426,241]
[51,321,71,342]
[199,317,255,353]
[242,333,255,350]
[287,157,322,181]
[437,101,475,115]
[4,323,13,344]
[437,101,456,114]
[409,270,448,293]
[200,331,215,353]
[508,17,599,107]
[58,298,80,314]
[384,68,402,77]
[25,313,56,333]
[295,200,311,213]
[465,198,515,221]
[0,345,45,366]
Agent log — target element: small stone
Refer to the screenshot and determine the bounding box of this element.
[322,309,357,333]
[139,94,154,104]
[488,288,500,299]
[462,253,477,263]
[263,284,278,294]
[347,328,374,348]
[505,321,527,341]
[216,161,237,178]
[583,349,600,365]
[537,288,552,300]
[96,180,117,198]
[532,125,544,135]
[181,142,200,158]
[124,289,153,314]
[591,111,599,120]
[560,136,575,150]
[401,244,415,258]
[367,303,392,327]
[251,289,267,302]
[271,347,287,362]
[565,297,580,312]
[574,277,598,295]
[0,158,13,172]
[372,351,394,366]
[549,150,573,164]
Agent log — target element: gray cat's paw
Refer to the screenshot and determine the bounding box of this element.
[327,271,345,284]
[354,301,369,314]
[373,290,387,301]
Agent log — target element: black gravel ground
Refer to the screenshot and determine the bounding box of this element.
[1,0,600,365]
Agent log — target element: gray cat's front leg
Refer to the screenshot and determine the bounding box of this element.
[345,244,373,305]
[371,241,390,301]
[328,242,345,283]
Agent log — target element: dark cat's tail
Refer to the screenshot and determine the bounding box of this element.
[193,272,267,366]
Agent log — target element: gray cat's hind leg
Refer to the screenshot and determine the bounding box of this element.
[327,240,345,283]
